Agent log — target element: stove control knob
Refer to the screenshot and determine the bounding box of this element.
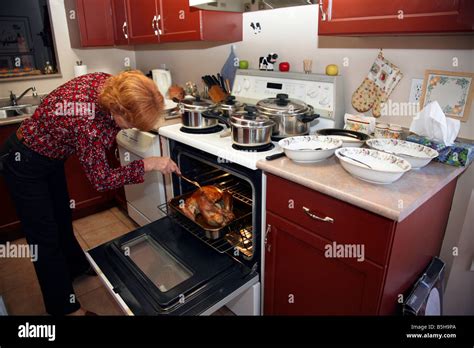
[319,96,329,106]
[307,89,318,98]
[243,79,251,90]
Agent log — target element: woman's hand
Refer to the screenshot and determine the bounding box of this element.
[143,157,181,175]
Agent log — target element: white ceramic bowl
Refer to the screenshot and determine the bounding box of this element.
[335,147,412,184]
[279,136,343,163]
[366,138,439,169]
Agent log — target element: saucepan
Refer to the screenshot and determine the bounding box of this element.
[202,106,275,147]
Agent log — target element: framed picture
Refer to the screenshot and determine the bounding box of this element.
[420,70,474,122]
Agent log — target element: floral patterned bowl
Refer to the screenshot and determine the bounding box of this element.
[279,136,343,163]
[335,147,411,184]
[366,138,439,169]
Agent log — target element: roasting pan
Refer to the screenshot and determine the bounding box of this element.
[168,189,252,240]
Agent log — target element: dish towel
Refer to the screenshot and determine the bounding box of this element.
[220,45,238,90]
[352,52,403,117]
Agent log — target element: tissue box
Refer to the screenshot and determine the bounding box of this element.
[406,135,474,167]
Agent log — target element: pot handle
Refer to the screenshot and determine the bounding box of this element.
[297,113,320,123]
[202,110,230,127]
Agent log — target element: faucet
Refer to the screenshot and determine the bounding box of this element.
[10,87,38,106]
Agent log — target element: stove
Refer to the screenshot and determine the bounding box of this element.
[159,123,281,170]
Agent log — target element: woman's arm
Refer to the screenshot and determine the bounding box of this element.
[76,135,145,192]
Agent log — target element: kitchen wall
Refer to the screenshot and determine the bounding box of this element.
[135,5,474,314]
[135,5,474,140]
[0,0,137,99]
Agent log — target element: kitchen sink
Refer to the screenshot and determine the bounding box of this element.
[0,104,38,118]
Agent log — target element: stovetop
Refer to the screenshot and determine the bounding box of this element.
[159,123,282,170]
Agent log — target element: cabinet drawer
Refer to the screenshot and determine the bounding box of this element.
[266,174,393,266]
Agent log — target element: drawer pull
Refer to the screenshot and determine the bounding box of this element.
[303,206,334,224]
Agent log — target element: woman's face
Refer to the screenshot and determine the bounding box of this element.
[112,114,132,129]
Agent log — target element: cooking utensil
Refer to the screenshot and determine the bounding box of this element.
[168,189,252,240]
[266,152,286,161]
[177,96,219,129]
[216,96,245,118]
[217,73,226,93]
[316,128,370,147]
[203,106,275,147]
[178,174,201,188]
[299,147,322,151]
[256,94,319,137]
[337,152,373,169]
[225,79,231,94]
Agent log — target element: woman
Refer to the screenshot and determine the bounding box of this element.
[1,70,180,316]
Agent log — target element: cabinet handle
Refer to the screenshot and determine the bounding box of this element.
[152,15,157,36]
[122,21,128,39]
[156,14,162,35]
[302,206,334,224]
[319,0,328,21]
[264,224,271,252]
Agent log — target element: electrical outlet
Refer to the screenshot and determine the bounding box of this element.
[409,78,424,104]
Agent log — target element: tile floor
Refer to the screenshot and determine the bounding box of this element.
[0,207,234,316]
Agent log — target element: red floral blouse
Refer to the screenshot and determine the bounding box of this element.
[20,72,145,192]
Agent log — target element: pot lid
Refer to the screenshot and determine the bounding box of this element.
[256,93,309,115]
[219,96,244,110]
[180,96,214,111]
[231,106,274,127]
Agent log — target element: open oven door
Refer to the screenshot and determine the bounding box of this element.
[86,216,258,316]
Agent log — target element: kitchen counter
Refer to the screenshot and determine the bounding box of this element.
[257,156,466,222]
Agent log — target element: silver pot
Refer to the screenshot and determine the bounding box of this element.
[256,94,319,137]
[203,106,275,147]
[178,96,218,129]
[216,96,245,118]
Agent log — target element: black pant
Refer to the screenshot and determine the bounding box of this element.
[1,133,90,315]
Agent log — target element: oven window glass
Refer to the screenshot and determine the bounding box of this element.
[122,236,193,292]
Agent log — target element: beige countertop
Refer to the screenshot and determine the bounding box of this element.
[257,156,466,222]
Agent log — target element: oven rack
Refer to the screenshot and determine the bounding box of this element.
[158,202,253,255]
[216,181,252,206]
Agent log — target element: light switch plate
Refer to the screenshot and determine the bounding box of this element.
[409,78,424,104]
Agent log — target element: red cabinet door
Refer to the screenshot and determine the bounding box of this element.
[126,0,160,44]
[112,0,129,45]
[76,0,115,46]
[264,213,383,315]
[159,0,201,42]
[319,0,474,35]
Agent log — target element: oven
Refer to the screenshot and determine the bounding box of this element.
[86,139,262,316]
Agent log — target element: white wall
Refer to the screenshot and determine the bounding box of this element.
[135,5,474,139]
[0,0,137,99]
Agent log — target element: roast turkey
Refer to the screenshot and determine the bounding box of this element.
[181,186,235,227]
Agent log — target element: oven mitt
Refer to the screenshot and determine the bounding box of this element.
[351,77,378,113]
[352,52,403,117]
